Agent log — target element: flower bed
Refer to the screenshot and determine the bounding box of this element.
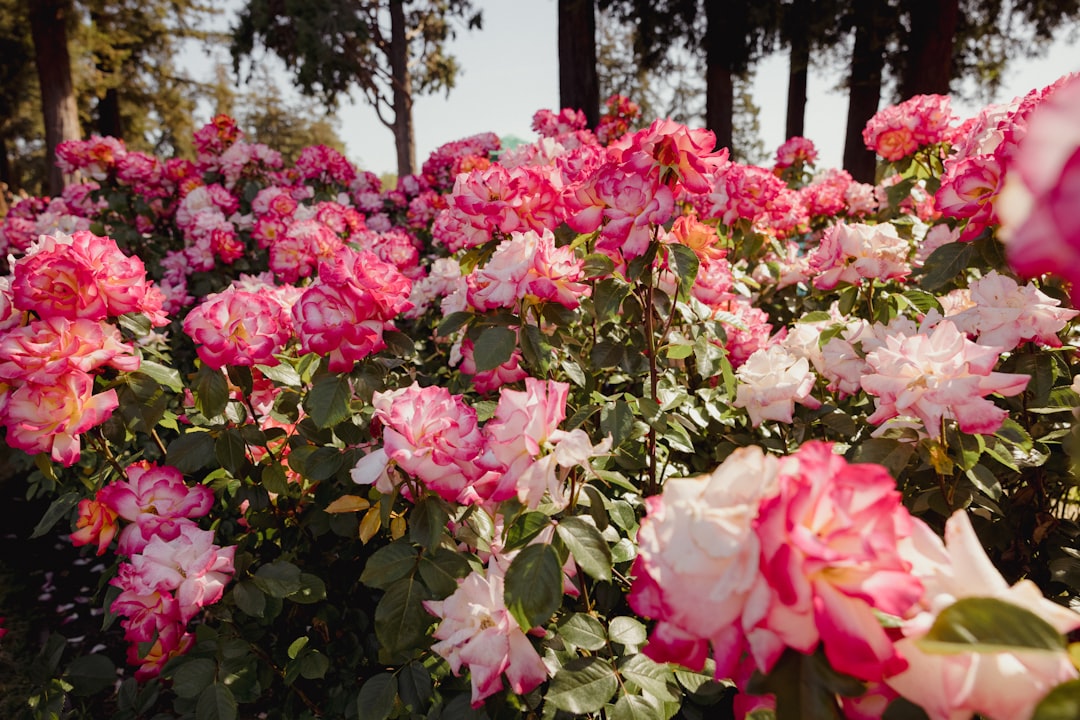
[2,81,1080,719]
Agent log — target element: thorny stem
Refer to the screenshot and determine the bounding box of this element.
[90,430,127,478]
[248,642,323,715]
[642,244,659,497]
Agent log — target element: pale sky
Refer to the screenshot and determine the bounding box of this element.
[195,1,1080,176]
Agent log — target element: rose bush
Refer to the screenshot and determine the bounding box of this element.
[2,73,1080,720]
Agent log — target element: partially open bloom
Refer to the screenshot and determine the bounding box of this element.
[629,447,779,672]
[863,94,955,161]
[183,287,292,369]
[862,320,1029,437]
[733,345,822,426]
[424,562,549,707]
[748,442,924,681]
[807,222,911,290]
[887,511,1080,720]
[948,271,1078,350]
[70,493,120,556]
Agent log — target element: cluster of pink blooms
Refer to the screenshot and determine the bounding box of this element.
[773,136,818,169]
[70,461,234,680]
[595,94,641,146]
[0,186,102,255]
[532,107,588,138]
[465,229,590,313]
[806,222,912,290]
[292,247,413,372]
[863,94,956,161]
[629,443,1080,719]
[352,378,608,510]
[0,230,167,465]
[420,132,500,192]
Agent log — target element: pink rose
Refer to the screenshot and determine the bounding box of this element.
[747,442,923,681]
[887,511,1080,720]
[424,562,549,707]
[183,287,292,369]
[630,447,779,673]
[862,320,1029,438]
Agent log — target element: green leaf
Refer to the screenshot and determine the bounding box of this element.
[583,252,616,279]
[608,616,647,648]
[618,653,678,701]
[138,359,184,393]
[193,364,230,418]
[167,431,217,474]
[255,361,301,387]
[472,326,517,372]
[304,446,344,481]
[917,596,1067,654]
[410,496,449,551]
[668,244,700,303]
[396,661,433,713]
[171,658,217,699]
[196,684,237,720]
[559,613,608,651]
[357,673,397,720]
[232,581,266,618]
[436,310,473,337]
[287,573,327,604]
[848,439,914,479]
[299,651,330,679]
[361,541,419,590]
[505,511,552,550]
[593,278,629,320]
[252,561,303,598]
[261,463,290,496]
[503,543,563,631]
[305,374,353,429]
[547,657,619,714]
[610,694,665,720]
[374,577,433,656]
[919,241,975,292]
[557,516,612,582]
[215,428,248,477]
[64,654,117,696]
[31,492,80,539]
[1032,679,1080,720]
[601,399,634,448]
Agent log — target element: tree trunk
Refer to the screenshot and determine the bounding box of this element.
[899,0,959,98]
[97,88,123,139]
[28,0,80,196]
[784,0,811,140]
[843,0,885,184]
[389,0,415,178]
[558,0,599,128]
[705,0,745,152]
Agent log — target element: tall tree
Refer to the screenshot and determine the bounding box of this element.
[842,0,887,183]
[28,0,81,195]
[558,0,600,127]
[602,0,774,153]
[232,0,481,178]
[898,0,961,98]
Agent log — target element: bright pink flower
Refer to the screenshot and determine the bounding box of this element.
[774,136,819,169]
[527,230,591,309]
[424,562,549,707]
[747,442,923,681]
[936,154,1004,239]
[611,118,727,194]
[704,162,787,228]
[863,95,955,161]
[269,218,344,284]
[99,461,215,555]
[128,523,235,622]
[1000,75,1080,299]
[292,248,412,371]
[183,287,292,369]
[862,320,1029,438]
[566,162,675,261]
[799,168,852,218]
[128,622,194,681]
[70,494,119,556]
[887,511,1080,720]
[3,372,117,466]
[11,231,165,324]
[484,378,609,508]
[369,383,494,505]
[807,222,911,290]
[630,447,779,673]
[111,588,181,643]
[0,317,138,383]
